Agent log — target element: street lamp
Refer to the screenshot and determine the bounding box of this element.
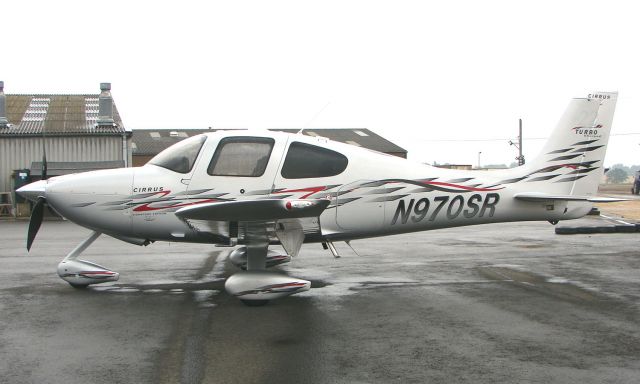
[477,151,482,169]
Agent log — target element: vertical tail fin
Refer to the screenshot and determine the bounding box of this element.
[517,92,617,197]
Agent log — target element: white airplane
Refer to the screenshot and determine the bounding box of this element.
[18,92,620,305]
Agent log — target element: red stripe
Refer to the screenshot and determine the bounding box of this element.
[274,186,326,199]
[268,282,307,289]
[133,198,219,212]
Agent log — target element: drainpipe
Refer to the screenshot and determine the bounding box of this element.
[0,81,8,128]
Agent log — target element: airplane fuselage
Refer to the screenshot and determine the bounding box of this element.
[41,130,591,246]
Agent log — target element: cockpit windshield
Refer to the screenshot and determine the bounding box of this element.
[149,135,207,173]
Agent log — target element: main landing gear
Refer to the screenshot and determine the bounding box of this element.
[224,223,310,306]
[56,231,119,288]
[224,245,311,307]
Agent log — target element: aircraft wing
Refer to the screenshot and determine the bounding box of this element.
[175,199,330,221]
[175,199,330,257]
[513,192,627,203]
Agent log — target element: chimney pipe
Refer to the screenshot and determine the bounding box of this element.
[97,82,114,126]
[0,81,8,128]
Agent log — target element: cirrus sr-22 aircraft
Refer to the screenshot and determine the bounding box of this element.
[18,92,620,305]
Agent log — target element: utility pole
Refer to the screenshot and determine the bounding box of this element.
[509,119,525,166]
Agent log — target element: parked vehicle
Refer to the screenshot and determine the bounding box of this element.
[632,171,640,195]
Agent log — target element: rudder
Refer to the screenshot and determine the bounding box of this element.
[518,92,617,197]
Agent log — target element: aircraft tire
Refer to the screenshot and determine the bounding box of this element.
[68,283,89,289]
[240,299,269,307]
[555,227,578,235]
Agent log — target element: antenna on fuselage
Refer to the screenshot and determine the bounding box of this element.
[296,101,331,135]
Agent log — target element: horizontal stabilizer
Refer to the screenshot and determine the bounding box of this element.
[514,192,627,203]
[175,199,330,221]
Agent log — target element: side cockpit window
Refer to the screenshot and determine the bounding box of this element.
[208,137,274,177]
[149,135,206,174]
[281,142,348,179]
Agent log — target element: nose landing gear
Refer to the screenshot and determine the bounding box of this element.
[57,231,119,288]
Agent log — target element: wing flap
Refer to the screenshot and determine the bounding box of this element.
[514,192,627,203]
[275,219,305,257]
[175,199,330,221]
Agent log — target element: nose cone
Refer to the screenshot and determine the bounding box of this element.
[16,180,48,202]
[45,168,134,229]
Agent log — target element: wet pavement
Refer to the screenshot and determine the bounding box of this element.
[1,217,639,384]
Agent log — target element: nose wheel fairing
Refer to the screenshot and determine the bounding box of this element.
[57,259,119,286]
[56,231,120,287]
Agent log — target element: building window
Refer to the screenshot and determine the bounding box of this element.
[149,135,206,174]
[281,142,348,179]
[207,137,274,177]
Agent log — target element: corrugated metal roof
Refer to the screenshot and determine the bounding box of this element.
[0,94,126,136]
[30,160,125,176]
[132,129,215,155]
[131,128,407,157]
[273,128,407,155]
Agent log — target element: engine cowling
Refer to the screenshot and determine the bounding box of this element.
[229,247,291,269]
[57,259,119,286]
[225,271,310,301]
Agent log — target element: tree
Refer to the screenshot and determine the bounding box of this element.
[606,168,628,184]
[610,163,630,175]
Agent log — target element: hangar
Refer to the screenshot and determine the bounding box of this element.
[0,82,131,212]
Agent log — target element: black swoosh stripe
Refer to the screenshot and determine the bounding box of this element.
[572,139,599,146]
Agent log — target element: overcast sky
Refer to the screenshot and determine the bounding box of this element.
[4,0,639,167]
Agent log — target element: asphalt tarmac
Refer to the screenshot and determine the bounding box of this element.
[1,217,639,384]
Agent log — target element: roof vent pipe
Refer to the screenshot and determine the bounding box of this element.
[0,81,8,128]
[97,82,114,126]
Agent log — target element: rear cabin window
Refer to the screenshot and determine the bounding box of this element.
[149,135,206,174]
[281,142,348,179]
[207,137,274,177]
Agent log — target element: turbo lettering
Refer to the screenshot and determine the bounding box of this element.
[391,193,500,225]
[572,124,602,138]
[575,129,599,136]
